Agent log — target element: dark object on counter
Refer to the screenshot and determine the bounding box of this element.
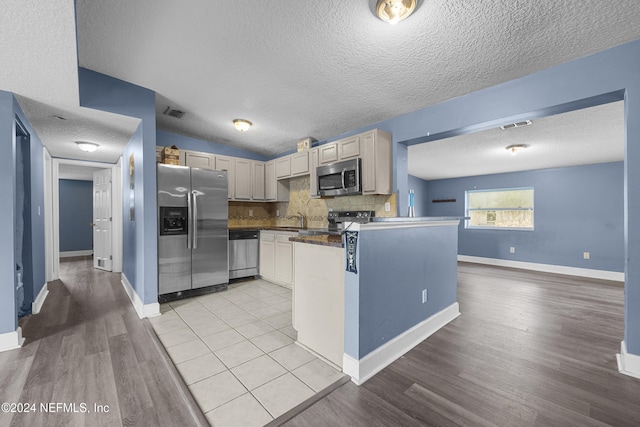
[328,210,375,233]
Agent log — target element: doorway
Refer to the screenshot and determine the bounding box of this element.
[47,158,123,281]
[15,119,32,317]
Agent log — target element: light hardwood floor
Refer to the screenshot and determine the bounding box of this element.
[283,262,640,426]
[0,256,208,427]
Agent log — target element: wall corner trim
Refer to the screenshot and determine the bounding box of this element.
[617,341,640,379]
[121,273,160,319]
[0,327,25,353]
[31,283,49,315]
[343,302,460,385]
[458,255,625,282]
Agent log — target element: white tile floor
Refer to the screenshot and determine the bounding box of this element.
[150,279,345,427]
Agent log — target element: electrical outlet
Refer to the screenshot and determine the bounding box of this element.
[276,209,280,217]
[510,247,516,254]
[583,252,590,260]
[422,289,427,304]
[384,202,391,212]
[248,210,253,217]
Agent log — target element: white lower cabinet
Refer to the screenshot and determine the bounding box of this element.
[259,232,275,278]
[259,231,295,288]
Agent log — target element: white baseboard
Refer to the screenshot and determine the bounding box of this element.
[121,273,160,319]
[31,283,49,314]
[343,302,460,385]
[0,327,24,353]
[617,341,640,379]
[458,255,624,282]
[60,250,93,258]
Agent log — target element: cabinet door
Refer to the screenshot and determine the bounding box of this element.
[309,148,319,198]
[259,233,275,279]
[234,159,252,200]
[319,143,338,164]
[276,157,291,178]
[185,151,214,169]
[252,162,265,200]
[215,156,235,199]
[361,131,376,193]
[265,161,276,201]
[339,136,360,159]
[291,152,309,176]
[275,234,294,287]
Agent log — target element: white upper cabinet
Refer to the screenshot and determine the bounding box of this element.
[215,155,235,199]
[338,136,360,159]
[319,142,338,165]
[265,161,277,201]
[291,151,309,176]
[360,129,392,195]
[234,158,252,200]
[252,161,265,201]
[185,151,215,169]
[276,157,291,179]
[309,148,319,198]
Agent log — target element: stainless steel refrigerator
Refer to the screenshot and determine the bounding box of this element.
[157,163,228,298]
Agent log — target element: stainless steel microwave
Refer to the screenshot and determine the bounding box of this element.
[317,158,362,197]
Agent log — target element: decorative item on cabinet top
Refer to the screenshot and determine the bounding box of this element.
[297,137,316,152]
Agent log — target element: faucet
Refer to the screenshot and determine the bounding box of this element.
[287,212,306,229]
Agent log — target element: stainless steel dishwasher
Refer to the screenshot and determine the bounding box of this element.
[228,229,259,279]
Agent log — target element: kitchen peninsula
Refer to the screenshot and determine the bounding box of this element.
[291,217,462,384]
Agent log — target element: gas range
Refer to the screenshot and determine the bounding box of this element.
[327,210,375,233]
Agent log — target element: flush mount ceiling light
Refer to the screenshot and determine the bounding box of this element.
[233,119,252,132]
[376,0,417,25]
[506,144,528,155]
[76,141,99,152]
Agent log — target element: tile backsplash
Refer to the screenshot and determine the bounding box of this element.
[228,176,397,228]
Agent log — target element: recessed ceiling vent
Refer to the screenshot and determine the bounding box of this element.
[500,120,532,130]
[163,107,185,119]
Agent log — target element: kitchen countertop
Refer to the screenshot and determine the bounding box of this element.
[289,234,344,248]
[370,216,467,222]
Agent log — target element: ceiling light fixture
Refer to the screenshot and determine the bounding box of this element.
[376,0,417,25]
[233,119,252,132]
[506,144,528,155]
[76,141,99,152]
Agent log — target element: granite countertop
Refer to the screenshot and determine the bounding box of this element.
[289,234,344,248]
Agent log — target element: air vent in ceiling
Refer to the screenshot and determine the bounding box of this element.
[163,107,185,119]
[500,120,532,130]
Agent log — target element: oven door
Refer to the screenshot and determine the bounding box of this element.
[317,158,362,197]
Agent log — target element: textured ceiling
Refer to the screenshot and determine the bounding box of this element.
[408,101,624,180]
[2,1,640,173]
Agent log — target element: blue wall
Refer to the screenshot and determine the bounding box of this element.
[158,130,268,161]
[407,174,429,217]
[79,68,158,305]
[426,162,624,272]
[59,180,93,252]
[344,224,459,359]
[324,39,640,356]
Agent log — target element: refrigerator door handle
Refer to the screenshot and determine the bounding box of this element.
[187,191,193,249]
[192,190,198,249]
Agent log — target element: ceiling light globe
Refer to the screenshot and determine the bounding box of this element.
[376,0,417,24]
[76,141,99,152]
[233,119,252,132]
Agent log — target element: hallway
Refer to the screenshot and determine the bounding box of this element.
[0,257,207,426]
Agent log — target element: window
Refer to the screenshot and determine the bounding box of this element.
[465,187,534,230]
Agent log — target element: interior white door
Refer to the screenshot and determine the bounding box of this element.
[93,169,113,271]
